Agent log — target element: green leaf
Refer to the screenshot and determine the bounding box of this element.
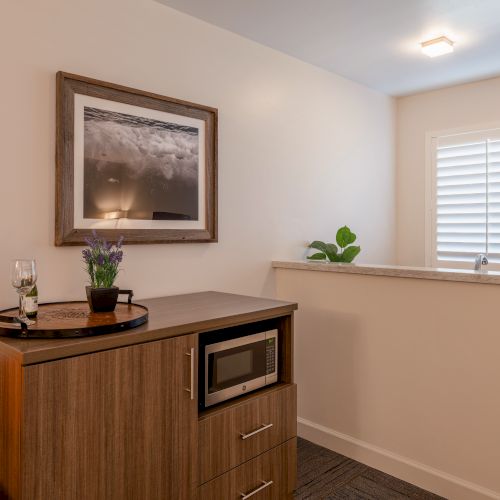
[324,243,339,262]
[309,241,329,253]
[341,245,361,263]
[336,226,356,248]
[307,252,327,260]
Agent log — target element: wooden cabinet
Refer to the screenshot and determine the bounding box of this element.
[199,384,297,484]
[198,438,297,500]
[21,334,198,500]
[0,292,297,500]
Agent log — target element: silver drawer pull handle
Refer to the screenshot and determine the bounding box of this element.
[240,423,273,440]
[240,480,273,499]
[184,348,195,400]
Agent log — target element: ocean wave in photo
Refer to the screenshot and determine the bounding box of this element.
[83,106,199,221]
[84,107,199,136]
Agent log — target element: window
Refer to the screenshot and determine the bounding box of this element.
[429,127,500,269]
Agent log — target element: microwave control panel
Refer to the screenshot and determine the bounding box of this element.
[265,331,277,375]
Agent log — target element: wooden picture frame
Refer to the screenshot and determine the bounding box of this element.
[55,72,217,246]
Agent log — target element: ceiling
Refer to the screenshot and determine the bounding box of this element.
[156,0,500,96]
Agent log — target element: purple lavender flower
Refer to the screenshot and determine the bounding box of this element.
[84,231,99,249]
[82,232,124,288]
[109,251,118,264]
[82,249,91,263]
[102,238,112,251]
[110,250,124,264]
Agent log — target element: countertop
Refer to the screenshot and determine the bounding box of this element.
[272,260,500,285]
[0,291,297,365]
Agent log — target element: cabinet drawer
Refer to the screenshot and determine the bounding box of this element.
[198,438,296,500]
[199,384,296,484]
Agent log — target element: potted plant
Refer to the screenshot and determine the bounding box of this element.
[307,225,361,263]
[82,231,124,312]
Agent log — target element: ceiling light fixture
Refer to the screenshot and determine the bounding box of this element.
[421,36,454,58]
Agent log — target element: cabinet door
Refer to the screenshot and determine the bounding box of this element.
[21,335,198,500]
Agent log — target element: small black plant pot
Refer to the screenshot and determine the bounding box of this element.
[86,286,119,313]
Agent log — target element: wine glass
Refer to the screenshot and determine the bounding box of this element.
[11,259,37,325]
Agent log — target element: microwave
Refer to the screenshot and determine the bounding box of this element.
[200,328,279,408]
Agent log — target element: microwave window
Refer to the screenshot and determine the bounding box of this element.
[207,338,267,395]
[216,350,253,384]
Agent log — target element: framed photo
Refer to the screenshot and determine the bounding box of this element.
[55,72,217,245]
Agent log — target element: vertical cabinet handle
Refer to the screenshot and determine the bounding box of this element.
[240,480,273,499]
[184,347,195,400]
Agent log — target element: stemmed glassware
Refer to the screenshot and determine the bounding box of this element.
[11,259,37,325]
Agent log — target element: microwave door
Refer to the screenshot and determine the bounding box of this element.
[205,333,267,406]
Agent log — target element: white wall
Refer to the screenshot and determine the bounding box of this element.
[276,268,500,500]
[0,0,395,307]
[397,76,500,266]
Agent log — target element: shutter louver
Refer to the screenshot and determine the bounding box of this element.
[435,129,500,266]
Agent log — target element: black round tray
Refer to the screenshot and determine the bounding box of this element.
[0,301,148,338]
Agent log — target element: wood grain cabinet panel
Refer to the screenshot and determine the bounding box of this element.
[0,351,22,499]
[0,293,298,500]
[198,439,296,500]
[199,384,297,484]
[21,334,198,500]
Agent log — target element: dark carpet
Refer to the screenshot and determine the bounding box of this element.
[295,438,446,499]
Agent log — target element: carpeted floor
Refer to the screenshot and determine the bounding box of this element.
[295,438,446,499]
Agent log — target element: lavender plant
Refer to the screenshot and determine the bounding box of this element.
[82,231,124,288]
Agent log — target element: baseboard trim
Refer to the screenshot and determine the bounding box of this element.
[298,417,500,500]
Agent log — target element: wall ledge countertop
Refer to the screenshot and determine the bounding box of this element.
[272,260,500,285]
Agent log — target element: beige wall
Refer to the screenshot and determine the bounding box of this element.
[396,76,500,266]
[276,268,500,500]
[0,0,395,307]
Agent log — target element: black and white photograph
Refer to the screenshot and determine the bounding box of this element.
[55,72,218,245]
[83,106,200,222]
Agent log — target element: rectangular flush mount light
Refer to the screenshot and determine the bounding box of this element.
[421,36,454,57]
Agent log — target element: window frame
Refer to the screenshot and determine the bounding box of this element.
[425,122,500,270]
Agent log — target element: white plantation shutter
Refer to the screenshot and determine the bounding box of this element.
[434,128,500,267]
